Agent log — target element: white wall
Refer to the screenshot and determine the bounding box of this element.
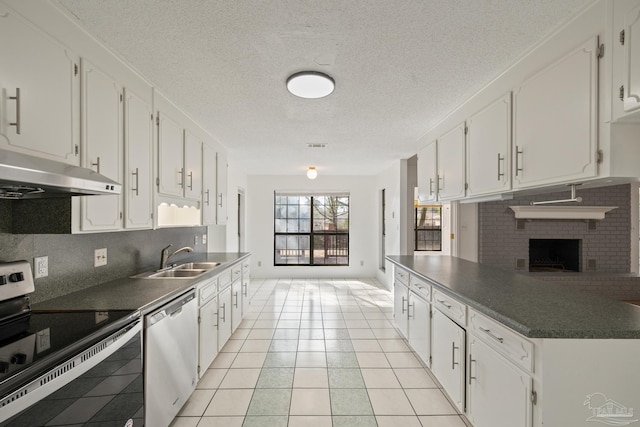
[246,174,379,278]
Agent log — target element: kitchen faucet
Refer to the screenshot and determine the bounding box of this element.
[159,244,194,270]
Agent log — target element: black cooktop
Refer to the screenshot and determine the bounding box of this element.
[0,309,139,397]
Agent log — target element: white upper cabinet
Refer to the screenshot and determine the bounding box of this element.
[184,130,203,201]
[417,140,438,203]
[216,151,228,225]
[124,88,153,230]
[618,0,640,114]
[513,37,599,189]
[437,123,466,200]
[466,93,512,197]
[0,5,79,164]
[157,111,185,198]
[78,59,123,232]
[202,144,217,225]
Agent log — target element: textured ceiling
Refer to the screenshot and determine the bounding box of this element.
[55,0,593,176]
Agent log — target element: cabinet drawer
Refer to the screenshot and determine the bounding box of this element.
[469,308,534,373]
[394,267,409,286]
[219,270,232,290]
[432,289,466,326]
[409,275,431,300]
[199,277,218,304]
[231,264,242,282]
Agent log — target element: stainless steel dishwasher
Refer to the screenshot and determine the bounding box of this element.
[145,290,198,427]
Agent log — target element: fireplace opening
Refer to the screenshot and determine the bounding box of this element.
[529,239,580,272]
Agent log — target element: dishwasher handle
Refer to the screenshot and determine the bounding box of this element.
[147,290,196,327]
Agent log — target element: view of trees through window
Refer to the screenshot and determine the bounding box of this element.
[415,205,442,251]
[274,193,349,265]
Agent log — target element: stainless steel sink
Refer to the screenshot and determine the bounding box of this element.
[132,261,221,279]
[149,269,207,278]
[175,262,221,270]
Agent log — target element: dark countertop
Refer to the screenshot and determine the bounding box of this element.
[386,255,640,339]
[33,252,250,314]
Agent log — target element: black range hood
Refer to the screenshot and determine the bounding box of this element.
[0,149,121,199]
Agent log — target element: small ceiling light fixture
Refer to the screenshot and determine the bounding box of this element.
[306,166,318,180]
[287,71,335,99]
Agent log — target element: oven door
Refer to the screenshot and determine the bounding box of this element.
[0,320,143,427]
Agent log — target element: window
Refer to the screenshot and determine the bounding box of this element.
[415,205,442,251]
[274,193,349,265]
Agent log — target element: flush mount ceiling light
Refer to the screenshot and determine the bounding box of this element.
[306,166,318,180]
[287,71,335,99]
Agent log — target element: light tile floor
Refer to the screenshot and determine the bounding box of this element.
[170,278,469,427]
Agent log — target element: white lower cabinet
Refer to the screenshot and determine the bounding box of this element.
[468,335,532,427]
[198,296,218,377]
[231,278,242,333]
[407,291,431,368]
[431,308,466,412]
[393,280,409,339]
[217,284,232,351]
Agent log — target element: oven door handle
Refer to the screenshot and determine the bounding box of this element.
[0,320,142,423]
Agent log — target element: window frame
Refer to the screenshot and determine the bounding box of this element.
[414,205,442,252]
[273,192,350,266]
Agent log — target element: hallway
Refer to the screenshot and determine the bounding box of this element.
[170,278,467,427]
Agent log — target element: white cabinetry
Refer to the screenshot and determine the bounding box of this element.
[466,93,512,196]
[216,151,228,225]
[123,89,153,229]
[393,267,410,339]
[217,276,232,350]
[513,37,599,189]
[436,123,466,200]
[417,140,438,203]
[198,277,218,378]
[184,130,202,201]
[408,291,431,367]
[614,0,640,115]
[157,111,185,198]
[0,5,79,165]
[78,59,123,232]
[467,335,532,427]
[202,144,218,225]
[431,308,466,412]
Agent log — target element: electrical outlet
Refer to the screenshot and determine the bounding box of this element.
[258,261,262,267]
[94,248,107,267]
[202,234,207,245]
[34,256,48,278]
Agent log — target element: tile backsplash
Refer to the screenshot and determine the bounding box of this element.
[479,184,632,273]
[0,226,207,303]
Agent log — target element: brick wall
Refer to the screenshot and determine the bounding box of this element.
[478,184,632,273]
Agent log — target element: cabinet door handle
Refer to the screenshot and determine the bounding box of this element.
[479,327,504,343]
[401,296,407,314]
[205,189,210,206]
[436,299,452,309]
[188,171,193,190]
[218,193,223,207]
[429,178,434,195]
[131,167,139,196]
[221,303,226,322]
[243,283,248,297]
[515,146,523,176]
[497,153,505,181]
[469,353,476,384]
[178,168,184,188]
[408,302,415,319]
[91,157,101,174]
[437,174,444,191]
[234,292,238,308]
[214,310,218,327]
[9,88,21,134]
[451,342,459,369]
